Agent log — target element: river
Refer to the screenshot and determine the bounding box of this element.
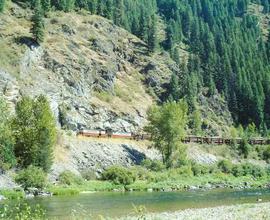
[30,188,270,219]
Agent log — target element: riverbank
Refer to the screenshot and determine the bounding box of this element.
[48,173,270,196]
[120,202,270,220]
[1,172,269,199]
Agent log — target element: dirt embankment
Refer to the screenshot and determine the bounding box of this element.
[49,134,160,181]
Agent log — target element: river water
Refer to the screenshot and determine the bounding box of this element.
[31,188,270,219]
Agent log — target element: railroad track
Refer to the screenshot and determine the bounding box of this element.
[77,130,270,145]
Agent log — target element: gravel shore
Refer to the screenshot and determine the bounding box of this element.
[122,202,270,220]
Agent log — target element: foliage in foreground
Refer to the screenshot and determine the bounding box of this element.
[0,201,46,220]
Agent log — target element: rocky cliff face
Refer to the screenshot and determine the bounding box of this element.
[0,5,177,132]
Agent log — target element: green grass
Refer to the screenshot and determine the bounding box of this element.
[1,173,269,199]
[0,189,25,200]
[48,180,123,196]
[114,85,132,103]
[47,173,270,196]
[94,91,113,103]
[48,187,80,196]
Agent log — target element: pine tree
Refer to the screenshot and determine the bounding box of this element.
[148,14,158,53]
[171,47,180,64]
[31,0,45,44]
[164,21,174,51]
[168,73,180,101]
[41,0,51,16]
[114,0,125,27]
[0,0,5,12]
[190,108,202,135]
[87,0,98,14]
[64,0,75,12]
[104,0,113,19]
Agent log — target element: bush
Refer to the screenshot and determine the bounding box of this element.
[81,169,97,181]
[141,159,165,172]
[208,164,220,174]
[218,160,233,174]
[58,171,84,185]
[15,166,47,189]
[178,165,193,176]
[238,138,251,158]
[130,166,152,181]
[232,164,244,177]
[266,166,270,176]
[239,163,266,178]
[150,172,169,182]
[251,165,266,178]
[191,163,210,176]
[263,146,270,162]
[101,166,136,185]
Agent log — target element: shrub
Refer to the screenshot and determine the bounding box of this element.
[101,166,136,185]
[208,164,220,174]
[266,166,270,176]
[15,166,47,189]
[191,163,210,176]
[58,171,83,185]
[241,163,253,176]
[251,166,266,178]
[130,166,152,181]
[179,165,193,176]
[232,164,244,177]
[218,160,233,174]
[141,159,165,172]
[150,172,169,182]
[240,163,266,178]
[263,146,270,162]
[81,169,97,181]
[238,138,251,158]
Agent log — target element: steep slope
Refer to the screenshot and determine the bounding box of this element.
[0,2,234,135]
[0,3,177,132]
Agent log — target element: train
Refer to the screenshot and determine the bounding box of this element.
[77,129,151,140]
[77,129,270,145]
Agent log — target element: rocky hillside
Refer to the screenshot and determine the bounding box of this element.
[0,2,178,132]
[0,2,233,134]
